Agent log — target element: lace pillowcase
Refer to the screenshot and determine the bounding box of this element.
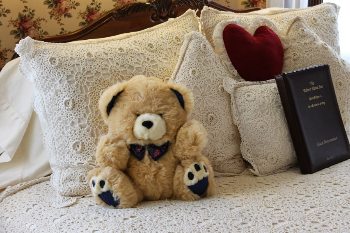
[223,18,350,176]
[15,10,200,199]
[171,32,246,175]
[201,3,340,53]
[224,79,296,175]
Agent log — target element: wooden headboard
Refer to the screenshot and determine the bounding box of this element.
[17,0,322,44]
[42,0,258,43]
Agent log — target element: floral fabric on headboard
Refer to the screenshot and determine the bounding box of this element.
[0,0,137,69]
[0,0,265,70]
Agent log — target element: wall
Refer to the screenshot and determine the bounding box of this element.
[266,0,308,8]
[216,0,265,9]
[0,0,266,69]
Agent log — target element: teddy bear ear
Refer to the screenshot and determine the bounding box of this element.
[99,82,127,124]
[168,82,194,114]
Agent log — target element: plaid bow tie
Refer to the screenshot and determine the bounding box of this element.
[129,142,170,161]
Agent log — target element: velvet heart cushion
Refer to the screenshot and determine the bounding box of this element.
[222,23,284,81]
[213,17,284,81]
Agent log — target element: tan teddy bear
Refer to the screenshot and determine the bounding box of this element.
[87,75,215,208]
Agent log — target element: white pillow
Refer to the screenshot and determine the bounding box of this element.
[0,58,51,189]
[224,79,296,175]
[171,32,245,175]
[15,10,200,199]
[223,17,350,175]
[0,58,33,163]
[201,3,340,53]
[0,112,51,189]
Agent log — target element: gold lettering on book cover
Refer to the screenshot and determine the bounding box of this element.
[302,80,326,109]
[316,137,338,147]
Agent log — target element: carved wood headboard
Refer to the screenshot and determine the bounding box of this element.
[42,0,258,43]
[14,0,323,45]
[9,0,323,60]
[17,0,321,44]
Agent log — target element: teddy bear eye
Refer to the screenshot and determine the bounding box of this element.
[136,113,140,117]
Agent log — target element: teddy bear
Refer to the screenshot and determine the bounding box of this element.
[87,75,215,208]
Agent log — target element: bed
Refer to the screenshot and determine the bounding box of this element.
[3,0,350,232]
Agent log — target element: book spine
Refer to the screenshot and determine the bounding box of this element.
[275,75,313,174]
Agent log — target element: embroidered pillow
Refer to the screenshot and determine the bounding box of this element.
[201,3,340,53]
[15,10,200,201]
[223,18,350,176]
[171,32,246,175]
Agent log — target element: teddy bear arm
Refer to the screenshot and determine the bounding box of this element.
[174,120,208,161]
[95,135,130,171]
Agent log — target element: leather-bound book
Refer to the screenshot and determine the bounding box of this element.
[276,65,350,174]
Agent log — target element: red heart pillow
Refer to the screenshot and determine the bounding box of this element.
[223,24,284,81]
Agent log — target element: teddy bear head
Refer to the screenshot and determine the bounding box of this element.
[99,75,193,145]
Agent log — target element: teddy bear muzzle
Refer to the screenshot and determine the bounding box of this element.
[133,113,166,140]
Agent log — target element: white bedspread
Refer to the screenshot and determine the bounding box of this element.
[1,160,350,233]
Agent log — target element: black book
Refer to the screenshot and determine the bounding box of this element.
[275,65,350,174]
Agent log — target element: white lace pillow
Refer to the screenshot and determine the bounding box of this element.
[171,32,246,175]
[283,18,350,137]
[223,17,350,176]
[201,3,340,53]
[224,80,296,175]
[15,10,200,198]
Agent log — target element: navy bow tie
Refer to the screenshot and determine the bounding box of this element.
[129,142,170,161]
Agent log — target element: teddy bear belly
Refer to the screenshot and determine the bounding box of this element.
[127,155,177,200]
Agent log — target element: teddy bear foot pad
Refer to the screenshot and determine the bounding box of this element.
[91,176,120,208]
[184,162,209,197]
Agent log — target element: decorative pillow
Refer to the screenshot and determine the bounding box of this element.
[223,79,296,175]
[223,17,350,176]
[171,32,246,175]
[213,17,283,81]
[15,10,200,199]
[200,3,340,53]
[222,23,284,81]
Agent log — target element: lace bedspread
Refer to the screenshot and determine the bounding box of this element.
[1,160,350,232]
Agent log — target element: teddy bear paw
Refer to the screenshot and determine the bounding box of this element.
[90,176,120,208]
[184,162,209,197]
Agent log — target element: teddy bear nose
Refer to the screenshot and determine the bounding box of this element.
[142,121,153,129]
